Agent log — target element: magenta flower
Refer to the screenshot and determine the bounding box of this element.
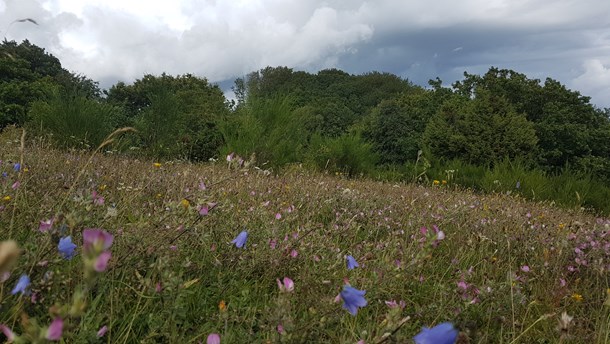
[0,324,15,341]
[97,325,108,337]
[39,219,54,232]
[83,229,113,252]
[94,251,112,272]
[198,205,209,216]
[346,255,359,270]
[413,322,458,344]
[207,333,221,344]
[231,230,248,248]
[340,285,368,315]
[46,318,63,341]
[276,277,294,292]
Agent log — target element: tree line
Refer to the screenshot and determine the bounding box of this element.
[2,39,610,185]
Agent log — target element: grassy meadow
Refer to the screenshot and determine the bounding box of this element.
[1,127,610,343]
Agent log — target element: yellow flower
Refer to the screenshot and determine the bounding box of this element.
[558,223,565,230]
[441,180,447,185]
[156,193,163,199]
[571,293,583,302]
[99,184,107,191]
[153,162,162,168]
[2,196,10,202]
[181,199,190,208]
[219,300,227,312]
[433,180,440,186]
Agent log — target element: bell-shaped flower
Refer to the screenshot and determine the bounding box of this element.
[46,318,63,341]
[346,255,359,270]
[276,277,294,292]
[83,229,113,253]
[413,322,458,344]
[340,285,367,315]
[58,236,77,259]
[11,274,30,295]
[231,230,248,248]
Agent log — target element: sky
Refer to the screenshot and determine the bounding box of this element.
[1,0,610,107]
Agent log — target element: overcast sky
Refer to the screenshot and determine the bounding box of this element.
[1,0,610,107]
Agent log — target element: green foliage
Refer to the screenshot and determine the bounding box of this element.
[423,90,538,165]
[364,90,435,164]
[106,73,228,160]
[28,89,118,149]
[220,96,314,168]
[305,132,378,176]
[0,40,101,128]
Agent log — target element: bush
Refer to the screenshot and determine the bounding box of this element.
[28,90,118,149]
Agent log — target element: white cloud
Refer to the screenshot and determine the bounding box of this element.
[573,59,610,107]
[1,0,610,107]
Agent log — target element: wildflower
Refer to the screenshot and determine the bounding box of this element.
[226,153,234,162]
[442,180,447,185]
[340,285,368,315]
[219,300,227,312]
[39,218,53,232]
[571,293,583,302]
[153,162,162,168]
[198,205,209,216]
[385,300,406,309]
[433,180,440,186]
[11,274,30,295]
[207,333,221,344]
[346,255,359,270]
[413,322,458,344]
[11,181,20,190]
[436,231,446,240]
[83,229,113,252]
[97,325,108,337]
[277,324,285,334]
[520,265,530,273]
[13,163,20,172]
[516,181,521,189]
[0,240,20,274]
[46,318,63,341]
[557,312,573,332]
[2,196,10,202]
[94,251,111,272]
[58,236,77,259]
[199,181,206,190]
[231,230,248,248]
[277,277,294,292]
[181,199,190,209]
[0,324,15,342]
[275,213,282,220]
[290,249,298,258]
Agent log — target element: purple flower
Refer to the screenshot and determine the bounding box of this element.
[346,255,359,270]
[413,322,458,344]
[207,333,221,344]
[83,229,113,252]
[46,317,63,341]
[58,236,77,259]
[340,285,367,315]
[11,274,29,295]
[231,230,248,248]
[13,163,20,172]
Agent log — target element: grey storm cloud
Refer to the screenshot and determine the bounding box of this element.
[1,0,610,107]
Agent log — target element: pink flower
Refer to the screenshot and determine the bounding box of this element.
[39,219,54,232]
[520,265,530,273]
[436,231,445,240]
[199,181,206,190]
[207,333,221,344]
[198,205,209,216]
[83,229,113,252]
[0,324,15,341]
[290,249,298,258]
[277,324,285,334]
[97,325,108,337]
[11,181,20,190]
[94,251,112,272]
[269,239,277,249]
[275,213,282,220]
[46,317,63,341]
[277,277,294,292]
